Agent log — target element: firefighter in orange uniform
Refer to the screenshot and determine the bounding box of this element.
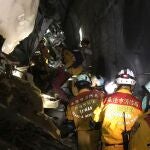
[66,74,105,150]
[129,81,150,150]
[92,68,143,150]
[129,110,150,150]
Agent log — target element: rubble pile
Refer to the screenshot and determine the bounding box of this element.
[0,105,69,150]
[0,74,71,150]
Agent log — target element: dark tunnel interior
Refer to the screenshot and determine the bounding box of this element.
[0,0,150,149]
[1,0,150,95]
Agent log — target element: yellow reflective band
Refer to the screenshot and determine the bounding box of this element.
[92,106,101,122]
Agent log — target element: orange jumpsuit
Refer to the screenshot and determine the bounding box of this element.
[93,89,142,150]
[129,110,150,150]
[66,89,105,150]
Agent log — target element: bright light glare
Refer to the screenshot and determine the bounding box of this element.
[41,93,59,108]
[41,93,55,99]
[12,70,22,78]
[46,29,50,34]
[0,0,39,54]
[68,78,73,81]
[79,27,83,44]
[105,81,118,94]
[72,75,77,78]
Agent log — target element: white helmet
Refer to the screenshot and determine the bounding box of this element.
[144,81,150,93]
[115,68,136,85]
[91,75,104,87]
[76,74,91,84]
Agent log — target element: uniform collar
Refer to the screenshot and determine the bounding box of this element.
[117,88,132,95]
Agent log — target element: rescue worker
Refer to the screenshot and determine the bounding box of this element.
[129,81,150,150]
[142,81,150,112]
[51,44,74,102]
[80,38,93,72]
[92,68,143,150]
[129,109,150,150]
[91,74,105,92]
[71,47,84,75]
[66,74,105,150]
[38,39,51,64]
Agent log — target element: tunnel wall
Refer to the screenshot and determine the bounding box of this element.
[6,0,150,96]
[63,0,150,96]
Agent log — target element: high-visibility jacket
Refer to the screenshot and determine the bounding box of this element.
[67,89,105,131]
[129,110,150,150]
[66,89,105,150]
[93,88,143,145]
[63,49,75,68]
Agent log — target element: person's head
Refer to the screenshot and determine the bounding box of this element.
[75,74,92,91]
[144,81,150,94]
[115,68,136,91]
[91,75,105,89]
[81,38,90,48]
[142,81,150,112]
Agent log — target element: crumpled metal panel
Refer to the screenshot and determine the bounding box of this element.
[0,0,39,54]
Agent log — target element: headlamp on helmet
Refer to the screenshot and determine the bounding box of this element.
[76,74,91,83]
[91,75,104,87]
[115,68,136,85]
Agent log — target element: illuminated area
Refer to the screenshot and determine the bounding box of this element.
[104,81,118,94]
[79,27,83,46]
[0,0,39,54]
[12,70,22,78]
[0,0,149,149]
[41,93,60,108]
